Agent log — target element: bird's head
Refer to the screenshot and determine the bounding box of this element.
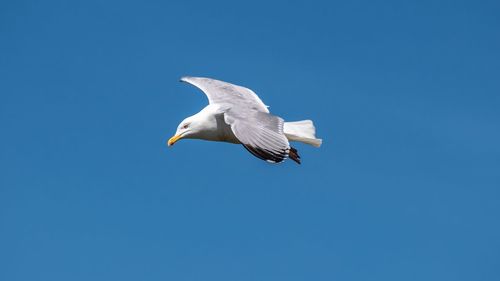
[167,114,206,146]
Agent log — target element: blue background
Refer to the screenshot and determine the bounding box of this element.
[1,1,499,280]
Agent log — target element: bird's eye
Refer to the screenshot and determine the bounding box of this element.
[182,123,189,129]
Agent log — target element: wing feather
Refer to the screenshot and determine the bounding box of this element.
[224,110,290,163]
[180,76,269,113]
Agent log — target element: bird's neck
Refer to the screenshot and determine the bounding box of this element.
[192,106,239,143]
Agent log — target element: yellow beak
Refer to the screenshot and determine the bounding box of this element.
[167,134,183,147]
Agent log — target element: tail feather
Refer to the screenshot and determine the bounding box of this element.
[284,120,322,147]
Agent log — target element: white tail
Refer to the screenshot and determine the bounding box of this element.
[284,120,322,147]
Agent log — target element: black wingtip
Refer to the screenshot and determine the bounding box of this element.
[242,144,287,164]
[289,147,301,164]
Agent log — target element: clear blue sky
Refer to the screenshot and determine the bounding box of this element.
[1,1,499,280]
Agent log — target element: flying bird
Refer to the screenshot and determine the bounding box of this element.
[168,77,322,164]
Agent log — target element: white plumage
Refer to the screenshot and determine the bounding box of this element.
[168,77,322,164]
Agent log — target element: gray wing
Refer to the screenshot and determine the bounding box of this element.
[224,110,291,163]
[180,76,270,113]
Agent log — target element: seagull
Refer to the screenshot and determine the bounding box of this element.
[167,77,322,164]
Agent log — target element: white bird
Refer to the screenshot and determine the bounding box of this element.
[168,77,322,164]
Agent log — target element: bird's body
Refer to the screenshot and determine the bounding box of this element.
[180,104,240,144]
[168,77,322,164]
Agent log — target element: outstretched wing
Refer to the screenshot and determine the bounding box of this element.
[224,110,292,163]
[180,76,270,113]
